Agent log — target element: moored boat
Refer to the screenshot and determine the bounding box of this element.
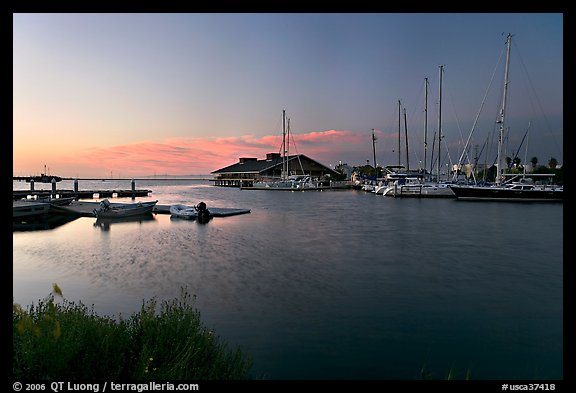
[449,180,562,202]
[170,202,212,222]
[170,204,198,219]
[28,196,75,206]
[92,199,158,218]
[13,200,51,218]
[450,34,562,202]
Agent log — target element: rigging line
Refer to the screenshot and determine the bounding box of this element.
[276,110,285,157]
[511,123,530,167]
[404,78,429,171]
[512,39,562,156]
[286,117,307,175]
[405,77,426,125]
[523,121,531,176]
[441,136,454,175]
[456,43,506,174]
[441,67,465,178]
[429,130,437,174]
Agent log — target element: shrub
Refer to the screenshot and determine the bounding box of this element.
[13,285,252,380]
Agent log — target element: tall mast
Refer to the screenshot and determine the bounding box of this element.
[372,129,377,179]
[398,100,401,167]
[282,109,286,180]
[404,108,410,171]
[286,116,291,178]
[496,34,512,185]
[424,77,428,175]
[437,65,443,181]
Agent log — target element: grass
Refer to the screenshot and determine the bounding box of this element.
[13,284,253,380]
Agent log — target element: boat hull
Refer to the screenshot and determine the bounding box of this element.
[450,185,563,202]
[13,201,51,217]
[92,200,158,218]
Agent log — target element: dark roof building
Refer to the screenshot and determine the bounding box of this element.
[211,152,339,187]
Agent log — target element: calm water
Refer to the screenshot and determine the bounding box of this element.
[13,179,563,380]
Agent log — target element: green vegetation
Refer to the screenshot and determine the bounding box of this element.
[13,284,253,380]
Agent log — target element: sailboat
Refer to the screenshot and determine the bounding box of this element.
[449,34,563,202]
[252,110,317,190]
[380,68,456,198]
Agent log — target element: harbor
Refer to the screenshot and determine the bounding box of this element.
[12,179,563,380]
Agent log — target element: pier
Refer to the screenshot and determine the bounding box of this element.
[13,178,152,200]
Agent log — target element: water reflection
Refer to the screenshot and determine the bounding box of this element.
[93,213,157,231]
[12,214,80,232]
[12,182,564,380]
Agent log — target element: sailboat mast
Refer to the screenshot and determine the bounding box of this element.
[286,116,291,178]
[282,109,287,180]
[404,108,410,171]
[496,33,512,185]
[437,65,443,181]
[424,77,428,175]
[398,100,401,167]
[372,129,377,179]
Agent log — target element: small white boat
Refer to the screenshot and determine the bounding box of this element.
[170,202,212,222]
[92,199,158,218]
[170,204,198,219]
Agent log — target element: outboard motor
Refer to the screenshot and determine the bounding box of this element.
[196,201,212,223]
[93,198,111,216]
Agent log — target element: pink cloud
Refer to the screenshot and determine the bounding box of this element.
[16,129,397,177]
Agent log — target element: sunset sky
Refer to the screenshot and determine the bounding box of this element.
[13,13,563,178]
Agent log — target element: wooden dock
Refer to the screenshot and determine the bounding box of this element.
[13,189,152,200]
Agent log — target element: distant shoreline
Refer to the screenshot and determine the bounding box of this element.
[14,177,213,181]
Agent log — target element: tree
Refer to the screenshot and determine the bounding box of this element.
[548,157,558,169]
[530,156,538,171]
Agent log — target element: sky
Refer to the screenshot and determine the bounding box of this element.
[12,13,563,178]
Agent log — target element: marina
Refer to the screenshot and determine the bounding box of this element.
[12,14,563,383]
[12,179,563,380]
